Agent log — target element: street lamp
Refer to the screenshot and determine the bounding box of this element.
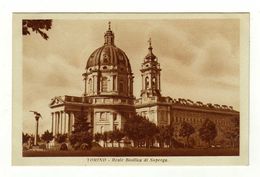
[29,111,42,146]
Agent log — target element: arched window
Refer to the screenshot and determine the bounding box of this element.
[119,79,124,93]
[88,78,93,93]
[119,82,124,93]
[152,77,156,89]
[145,76,149,89]
[101,77,108,92]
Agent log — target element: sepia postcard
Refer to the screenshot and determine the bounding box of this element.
[12,13,249,166]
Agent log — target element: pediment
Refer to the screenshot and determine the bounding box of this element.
[49,96,65,107]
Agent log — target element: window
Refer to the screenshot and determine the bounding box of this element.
[102,52,109,64]
[145,76,149,89]
[101,77,108,92]
[152,77,156,88]
[88,78,93,93]
[113,76,116,90]
[113,125,118,131]
[119,81,124,93]
[113,113,117,121]
[100,112,107,121]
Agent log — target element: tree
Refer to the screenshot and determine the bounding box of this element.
[107,131,116,147]
[156,125,175,148]
[113,129,125,147]
[222,117,239,148]
[22,133,31,144]
[143,119,158,148]
[69,107,93,150]
[41,130,54,143]
[22,20,52,40]
[199,119,217,147]
[124,114,145,147]
[55,133,67,144]
[94,133,102,143]
[101,132,109,147]
[179,121,195,148]
[124,114,158,148]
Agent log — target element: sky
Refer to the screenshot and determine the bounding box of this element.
[23,18,240,134]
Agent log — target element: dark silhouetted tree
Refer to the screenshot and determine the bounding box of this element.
[22,132,31,144]
[124,114,158,148]
[69,106,93,150]
[199,119,217,147]
[156,125,175,148]
[55,133,67,144]
[113,129,125,147]
[144,119,158,148]
[41,130,54,144]
[179,121,195,148]
[22,20,52,40]
[107,131,116,147]
[101,132,109,147]
[222,117,239,148]
[94,133,102,143]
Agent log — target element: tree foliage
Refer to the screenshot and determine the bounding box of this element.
[101,132,109,147]
[69,107,93,150]
[156,125,175,148]
[41,130,54,143]
[179,121,195,147]
[22,133,31,144]
[55,133,67,144]
[223,117,239,148]
[113,129,125,147]
[107,131,116,147]
[106,129,125,147]
[94,133,102,143]
[124,114,158,148]
[22,20,52,40]
[199,119,217,147]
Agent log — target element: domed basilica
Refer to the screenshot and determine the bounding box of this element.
[49,22,239,147]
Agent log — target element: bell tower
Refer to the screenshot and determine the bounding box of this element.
[140,38,161,98]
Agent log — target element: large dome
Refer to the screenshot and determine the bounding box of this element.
[85,23,132,74]
[82,22,134,98]
[86,45,132,73]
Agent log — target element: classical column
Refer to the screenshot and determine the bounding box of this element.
[68,112,71,135]
[51,112,54,133]
[57,112,60,134]
[167,107,171,125]
[60,111,63,134]
[55,112,58,135]
[64,112,67,134]
[71,112,75,131]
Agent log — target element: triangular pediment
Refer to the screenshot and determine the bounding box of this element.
[49,96,65,107]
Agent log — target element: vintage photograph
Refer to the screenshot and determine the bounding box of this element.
[13,13,249,165]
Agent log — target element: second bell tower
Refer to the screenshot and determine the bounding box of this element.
[140,38,161,98]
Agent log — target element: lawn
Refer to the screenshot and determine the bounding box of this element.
[23,147,239,157]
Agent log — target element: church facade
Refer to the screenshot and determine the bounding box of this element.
[49,23,239,147]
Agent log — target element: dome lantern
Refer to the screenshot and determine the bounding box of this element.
[104,21,115,46]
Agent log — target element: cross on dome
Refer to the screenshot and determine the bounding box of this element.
[148,37,152,48]
[108,21,111,30]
